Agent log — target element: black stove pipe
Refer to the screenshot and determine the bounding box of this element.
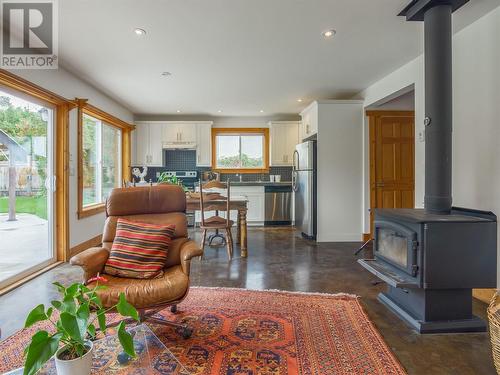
[423,4,453,213]
[399,0,469,213]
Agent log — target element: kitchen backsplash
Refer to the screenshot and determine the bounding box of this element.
[131,150,292,183]
[163,149,196,170]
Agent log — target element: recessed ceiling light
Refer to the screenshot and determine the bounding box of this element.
[176,110,181,113]
[134,28,146,36]
[259,110,264,113]
[297,98,303,103]
[322,29,336,39]
[161,71,172,77]
[217,110,223,113]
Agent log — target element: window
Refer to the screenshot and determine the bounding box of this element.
[212,128,269,173]
[0,69,71,289]
[81,114,121,208]
[77,101,134,219]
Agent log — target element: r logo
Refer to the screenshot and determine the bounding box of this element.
[0,0,57,68]
[2,2,52,54]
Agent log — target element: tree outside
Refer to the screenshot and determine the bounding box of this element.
[0,94,48,220]
[82,114,120,206]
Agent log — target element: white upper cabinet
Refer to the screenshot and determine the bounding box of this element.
[269,121,299,166]
[196,123,212,166]
[300,102,318,140]
[133,123,148,165]
[133,122,163,166]
[149,124,164,166]
[162,122,196,145]
[133,121,213,167]
[162,124,178,144]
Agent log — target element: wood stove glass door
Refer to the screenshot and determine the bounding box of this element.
[375,220,418,277]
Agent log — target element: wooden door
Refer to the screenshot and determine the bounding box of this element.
[368,111,415,235]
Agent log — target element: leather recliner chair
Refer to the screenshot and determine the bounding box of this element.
[70,184,203,337]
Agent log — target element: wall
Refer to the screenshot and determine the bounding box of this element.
[368,90,415,111]
[357,6,500,282]
[9,67,133,248]
[316,101,364,242]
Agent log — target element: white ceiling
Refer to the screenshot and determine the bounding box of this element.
[59,0,499,116]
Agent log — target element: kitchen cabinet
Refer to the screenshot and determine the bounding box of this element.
[133,122,163,166]
[300,102,318,140]
[269,121,299,166]
[149,124,163,166]
[133,121,213,166]
[196,123,212,167]
[162,122,196,145]
[133,123,148,165]
[194,185,265,225]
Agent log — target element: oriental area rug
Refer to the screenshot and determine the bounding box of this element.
[0,287,406,374]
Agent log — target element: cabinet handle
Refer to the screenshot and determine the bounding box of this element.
[179,132,182,141]
[306,124,310,134]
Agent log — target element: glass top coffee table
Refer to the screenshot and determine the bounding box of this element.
[5,324,190,374]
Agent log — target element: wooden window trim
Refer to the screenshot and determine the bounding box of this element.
[0,69,74,265]
[76,99,133,219]
[211,127,270,174]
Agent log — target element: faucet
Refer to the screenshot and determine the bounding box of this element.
[236,173,243,182]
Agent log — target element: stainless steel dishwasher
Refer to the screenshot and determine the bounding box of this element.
[264,185,292,225]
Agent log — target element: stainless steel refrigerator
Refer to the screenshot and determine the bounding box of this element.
[292,140,317,239]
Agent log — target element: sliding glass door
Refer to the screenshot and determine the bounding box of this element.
[0,87,55,289]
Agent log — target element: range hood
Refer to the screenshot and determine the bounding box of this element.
[162,141,197,149]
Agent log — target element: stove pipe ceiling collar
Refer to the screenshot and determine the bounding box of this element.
[399,0,469,213]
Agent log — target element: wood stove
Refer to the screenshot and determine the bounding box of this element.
[360,208,496,333]
[359,0,498,333]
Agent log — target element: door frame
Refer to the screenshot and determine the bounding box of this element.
[367,110,415,237]
[0,69,74,293]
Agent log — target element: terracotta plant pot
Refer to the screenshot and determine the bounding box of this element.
[54,341,93,375]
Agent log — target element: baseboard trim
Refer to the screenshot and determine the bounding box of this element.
[0,261,63,296]
[69,234,103,258]
[473,288,496,304]
[316,233,363,242]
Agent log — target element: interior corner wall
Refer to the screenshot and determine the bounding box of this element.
[358,55,425,235]
[357,6,500,284]
[316,101,364,242]
[7,68,134,248]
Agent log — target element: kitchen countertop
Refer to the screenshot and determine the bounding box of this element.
[226,181,292,186]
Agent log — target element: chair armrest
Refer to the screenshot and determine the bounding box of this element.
[70,247,109,283]
[180,240,203,275]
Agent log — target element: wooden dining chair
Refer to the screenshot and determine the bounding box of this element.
[199,179,233,260]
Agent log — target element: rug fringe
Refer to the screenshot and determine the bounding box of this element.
[190,286,359,299]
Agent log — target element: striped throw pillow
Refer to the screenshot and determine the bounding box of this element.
[104,219,175,279]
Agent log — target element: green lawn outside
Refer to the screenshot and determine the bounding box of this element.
[0,195,47,220]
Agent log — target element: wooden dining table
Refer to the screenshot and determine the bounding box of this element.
[186,195,249,257]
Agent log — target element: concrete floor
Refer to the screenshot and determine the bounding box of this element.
[0,213,50,283]
[0,227,495,374]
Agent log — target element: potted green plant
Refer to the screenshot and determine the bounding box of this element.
[157,172,189,192]
[23,276,139,375]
